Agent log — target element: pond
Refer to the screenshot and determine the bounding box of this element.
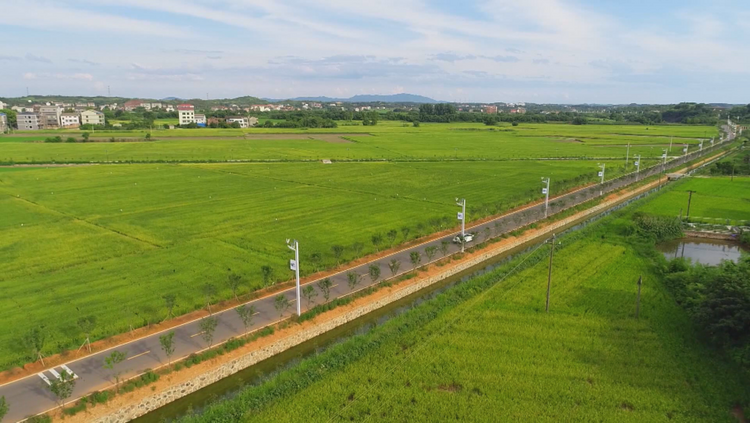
[656,237,748,266]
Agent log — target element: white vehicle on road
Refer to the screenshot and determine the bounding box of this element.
[452,233,475,244]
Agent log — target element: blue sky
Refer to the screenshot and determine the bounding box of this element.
[1,0,749,103]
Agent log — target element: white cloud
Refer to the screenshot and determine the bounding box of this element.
[0,1,192,38]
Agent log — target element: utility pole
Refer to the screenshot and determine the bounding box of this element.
[669,136,673,152]
[685,190,696,220]
[545,233,556,313]
[541,177,550,218]
[597,163,606,196]
[625,143,630,168]
[635,275,642,319]
[286,239,301,316]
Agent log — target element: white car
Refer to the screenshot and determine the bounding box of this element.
[452,233,475,244]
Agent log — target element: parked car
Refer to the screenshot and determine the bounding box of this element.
[452,233,475,244]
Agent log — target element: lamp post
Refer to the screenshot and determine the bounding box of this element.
[683,144,688,158]
[634,155,641,181]
[286,239,301,316]
[597,163,605,196]
[456,198,466,252]
[699,140,703,152]
[541,177,550,218]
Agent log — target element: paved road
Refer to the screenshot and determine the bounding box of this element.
[0,126,735,422]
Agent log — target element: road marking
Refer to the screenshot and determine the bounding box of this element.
[37,373,51,386]
[48,368,61,379]
[60,364,78,379]
[127,351,150,361]
[190,331,204,338]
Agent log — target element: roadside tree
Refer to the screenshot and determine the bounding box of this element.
[347,272,362,289]
[77,316,96,353]
[163,293,177,319]
[424,246,437,262]
[227,273,242,302]
[199,316,219,347]
[410,251,421,270]
[235,304,257,333]
[369,264,381,282]
[317,278,333,302]
[261,265,275,287]
[49,370,76,408]
[159,331,175,365]
[274,295,291,317]
[388,259,401,276]
[202,283,217,314]
[103,350,127,392]
[440,240,450,257]
[302,285,318,307]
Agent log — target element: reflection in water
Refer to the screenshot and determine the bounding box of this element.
[656,237,748,266]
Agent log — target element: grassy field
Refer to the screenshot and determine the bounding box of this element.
[0,122,716,164]
[638,177,750,223]
[0,158,629,370]
[180,195,750,422]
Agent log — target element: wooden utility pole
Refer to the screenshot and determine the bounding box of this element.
[635,275,642,319]
[686,190,696,219]
[545,233,556,313]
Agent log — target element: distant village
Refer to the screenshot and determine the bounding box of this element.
[0,97,530,132]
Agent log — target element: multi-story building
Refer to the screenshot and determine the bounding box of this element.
[123,100,145,111]
[0,101,6,110]
[195,114,206,127]
[80,110,105,126]
[38,105,61,129]
[484,105,498,114]
[0,113,7,132]
[60,113,80,128]
[178,104,195,125]
[17,112,39,130]
[226,116,249,128]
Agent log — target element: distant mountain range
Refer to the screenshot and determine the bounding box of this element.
[263,93,442,104]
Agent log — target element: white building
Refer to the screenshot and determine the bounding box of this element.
[80,110,105,126]
[178,104,195,125]
[165,104,175,112]
[0,113,7,132]
[195,114,206,125]
[60,113,80,128]
[226,116,250,128]
[17,112,39,130]
[0,101,6,109]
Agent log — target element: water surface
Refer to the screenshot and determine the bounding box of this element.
[657,237,747,266]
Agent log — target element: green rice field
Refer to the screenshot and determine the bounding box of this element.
[0,158,626,370]
[638,177,750,223]
[179,192,750,422]
[0,122,716,164]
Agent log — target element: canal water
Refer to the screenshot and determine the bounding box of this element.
[134,188,662,422]
[657,237,748,266]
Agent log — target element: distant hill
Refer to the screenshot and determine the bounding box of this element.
[161,97,182,101]
[265,93,442,104]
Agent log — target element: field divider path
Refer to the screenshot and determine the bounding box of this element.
[5,194,163,250]
[0,130,735,422]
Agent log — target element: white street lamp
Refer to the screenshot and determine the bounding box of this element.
[669,136,673,152]
[541,177,550,218]
[456,198,466,252]
[286,239,301,316]
[634,155,641,181]
[597,163,605,196]
[683,144,688,158]
[661,149,668,172]
[699,140,704,152]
